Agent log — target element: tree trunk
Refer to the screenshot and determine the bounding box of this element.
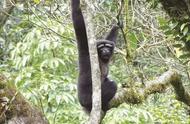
[0,75,49,124]
[82,0,102,124]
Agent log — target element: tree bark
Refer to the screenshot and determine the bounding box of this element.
[82,0,102,124]
[0,75,48,124]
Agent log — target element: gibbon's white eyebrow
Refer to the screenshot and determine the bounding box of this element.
[105,43,113,47]
[97,43,113,49]
[97,44,105,48]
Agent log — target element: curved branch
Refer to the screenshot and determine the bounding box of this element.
[109,69,190,108]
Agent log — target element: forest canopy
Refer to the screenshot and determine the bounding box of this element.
[0,0,190,123]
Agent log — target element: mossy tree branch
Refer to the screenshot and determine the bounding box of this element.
[0,75,48,124]
[109,70,190,108]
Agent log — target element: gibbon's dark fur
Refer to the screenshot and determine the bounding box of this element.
[71,0,119,113]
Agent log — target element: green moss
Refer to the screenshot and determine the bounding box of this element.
[0,74,48,124]
[144,83,166,98]
[125,89,144,104]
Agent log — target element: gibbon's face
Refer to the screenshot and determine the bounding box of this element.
[97,42,114,62]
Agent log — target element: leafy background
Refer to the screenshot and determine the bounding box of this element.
[0,0,190,123]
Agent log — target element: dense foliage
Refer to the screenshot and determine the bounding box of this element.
[0,0,189,123]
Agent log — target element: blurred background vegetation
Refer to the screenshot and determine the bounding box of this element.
[0,0,190,123]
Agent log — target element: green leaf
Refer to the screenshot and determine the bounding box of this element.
[22,55,30,67]
[179,53,190,59]
[128,33,138,50]
[173,44,182,48]
[183,27,188,35]
[56,95,62,104]
[186,35,190,41]
[33,0,40,4]
[170,22,178,29]
[164,30,173,35]
[158,17,167,26]
[57,58,65,66]
[180,23,187,32]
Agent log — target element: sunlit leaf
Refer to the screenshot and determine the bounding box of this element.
[180,23,187,32]
[183,27,188,35]
[186,35,190,41]
[56,95,62,104]
[128,32,138,50]
[33,0,40,4]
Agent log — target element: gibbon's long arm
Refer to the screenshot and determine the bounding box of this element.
[71,0,90,73]
[105,25,119,43]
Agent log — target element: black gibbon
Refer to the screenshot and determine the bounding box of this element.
[71,0,119,114]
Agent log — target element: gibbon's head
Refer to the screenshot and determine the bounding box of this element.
[97,40,115,62]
